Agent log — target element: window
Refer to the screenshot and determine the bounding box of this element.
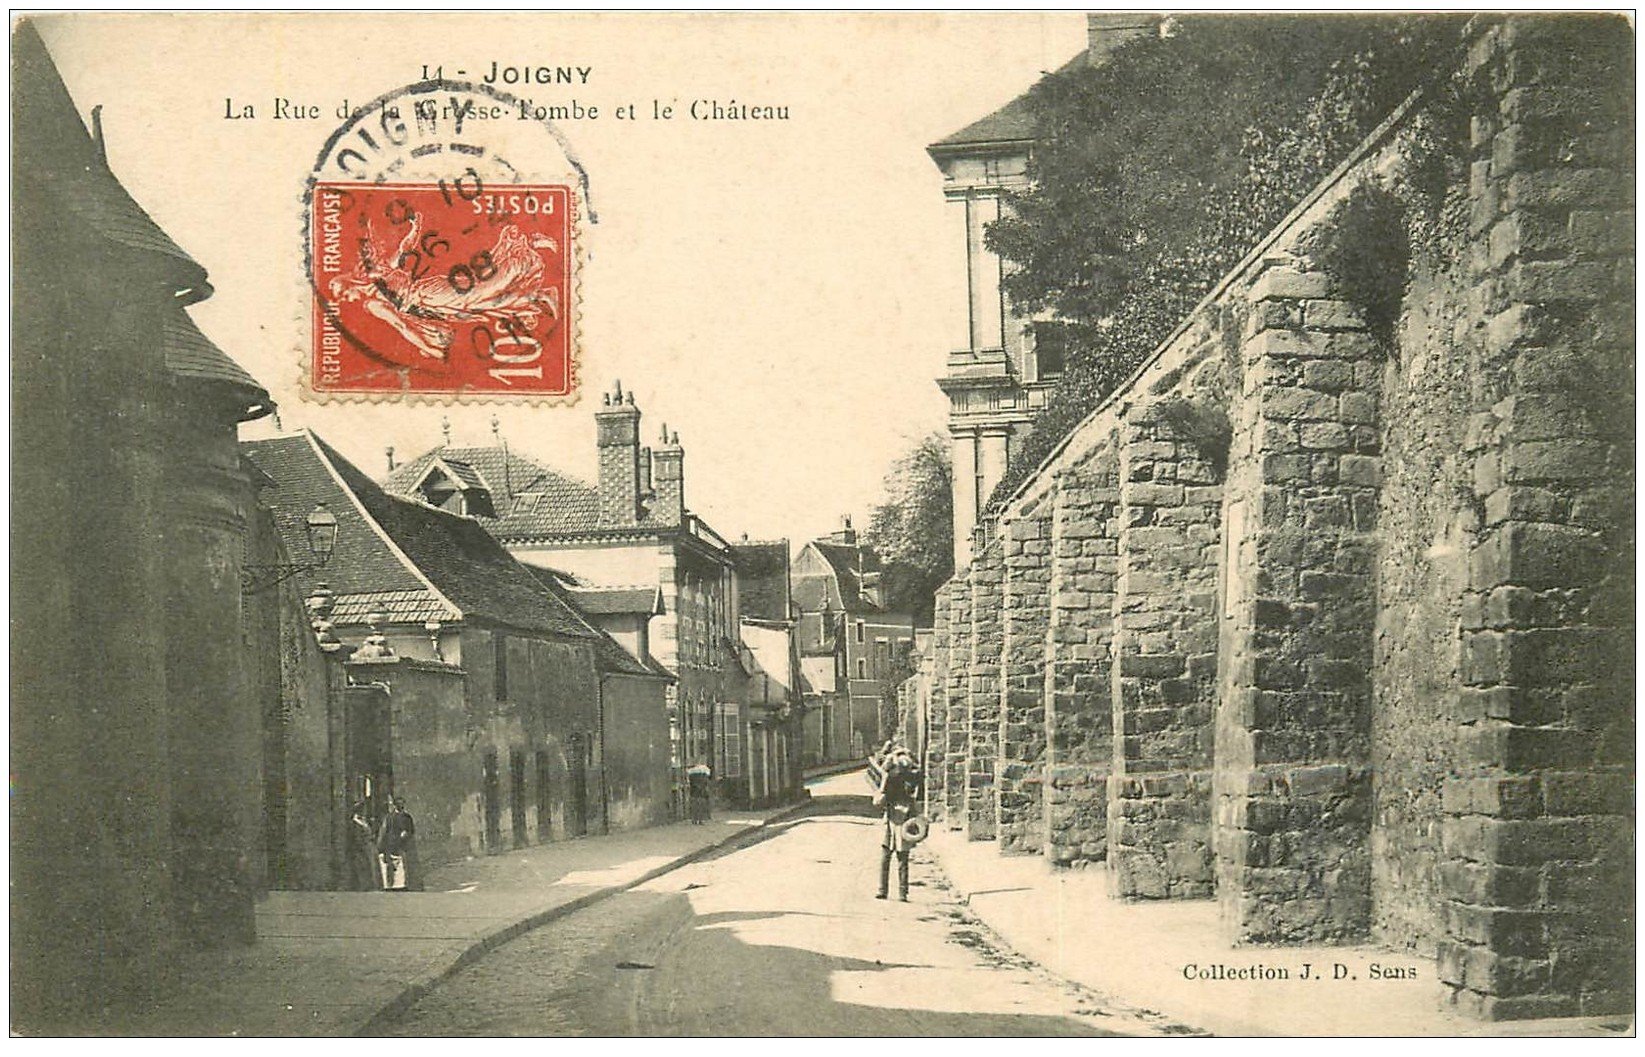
[857,658,866,680]
[494,632,509,700]
[855,620,865,644]
[717,702,742,778]
[1033,321,1069,379]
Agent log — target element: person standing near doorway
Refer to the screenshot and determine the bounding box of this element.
[377,796,414,891]
[687,761,713,825]
[348,801,379,891]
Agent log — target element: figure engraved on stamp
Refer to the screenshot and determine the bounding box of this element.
[302,77,591,403]
[330,207,562,362]
[312,181,574,395]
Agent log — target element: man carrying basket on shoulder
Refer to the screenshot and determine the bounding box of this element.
[870,745,926,902]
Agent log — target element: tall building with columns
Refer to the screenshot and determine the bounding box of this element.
[928,14,1161,569]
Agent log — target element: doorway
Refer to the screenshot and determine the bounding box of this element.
[567,734,588,838]
[509,748,527,847]
[482,750,501,852]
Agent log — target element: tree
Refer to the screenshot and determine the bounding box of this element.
[983,14,1466,506]
[864,433,953,625]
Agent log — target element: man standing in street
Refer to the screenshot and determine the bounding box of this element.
[871,747,924,901]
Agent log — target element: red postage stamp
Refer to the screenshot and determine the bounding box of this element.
[310,181,575,398]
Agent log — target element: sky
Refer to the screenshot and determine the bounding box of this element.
[36,12,1088,546]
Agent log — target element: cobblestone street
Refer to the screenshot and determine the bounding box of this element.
[385,778,1171,1037]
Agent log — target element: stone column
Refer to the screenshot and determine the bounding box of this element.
[997,495,1051,854]
[1214,255,1380,942]
[1438,14,1634,1019]
[943,570,973,827]
[1108,410,1222,899]
[952,430,978,571]
[1043,446,1121,865]
[925,584,950,822]
[965,540,1005,840]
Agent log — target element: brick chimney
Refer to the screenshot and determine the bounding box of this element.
[596,380,642,527]
[650,424,684,526]
[826,514,857,546]
[1086,12,1161,67]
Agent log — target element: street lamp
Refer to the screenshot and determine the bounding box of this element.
[242,503,339,594]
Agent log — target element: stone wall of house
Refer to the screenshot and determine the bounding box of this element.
[916,14,1632,1019]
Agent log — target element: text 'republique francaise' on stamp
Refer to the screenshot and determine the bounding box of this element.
[303,79,591,405]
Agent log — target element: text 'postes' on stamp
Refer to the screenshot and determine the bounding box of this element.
[310,181,575,398]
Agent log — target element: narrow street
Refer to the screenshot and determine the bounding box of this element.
[386,773,1147,1037]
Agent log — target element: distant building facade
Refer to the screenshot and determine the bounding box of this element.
[245,431,674,868]
[793,519,916,762]
[385,382,763,810]
[929,15,1160,568]
[733,539,805,803]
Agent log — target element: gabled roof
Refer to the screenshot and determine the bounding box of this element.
[796,539,885,614]
[732,540,791,622]
[385,444,602,537]
[422,456,490,493]
[243,431,598,640]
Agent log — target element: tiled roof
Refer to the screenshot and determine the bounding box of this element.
[244,431,600,640]
[162,308,271,415]
[732,540,791,622]
[385,445,602,537]
[331,590,449,627]
[569,586,664,616]
[243,434,430,601]
[430,456,488,492]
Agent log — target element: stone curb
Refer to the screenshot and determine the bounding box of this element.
[351,802,813,1037]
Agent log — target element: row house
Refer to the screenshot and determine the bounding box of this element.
[384,382,764,809]
[793,518,917,763]
[732,539,805,805]
[243,431,673,872]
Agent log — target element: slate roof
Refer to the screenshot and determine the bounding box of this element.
[803,540,884,613]
[929,88,1039,150]
[522,566,672,679]
[243,431,600,640]
[928,52,1085,153]
[569,586,665,617]
[162,308,270,410]
[16,23,204,282]
[732,540,792,622]
[16,23,271,419]
[385,445,602,537]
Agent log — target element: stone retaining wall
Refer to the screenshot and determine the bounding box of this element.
[914,14,1632,1018]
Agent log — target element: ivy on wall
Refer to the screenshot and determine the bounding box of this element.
[984,13,1472,510]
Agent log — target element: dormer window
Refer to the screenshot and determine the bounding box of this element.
[414,458,496,518]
